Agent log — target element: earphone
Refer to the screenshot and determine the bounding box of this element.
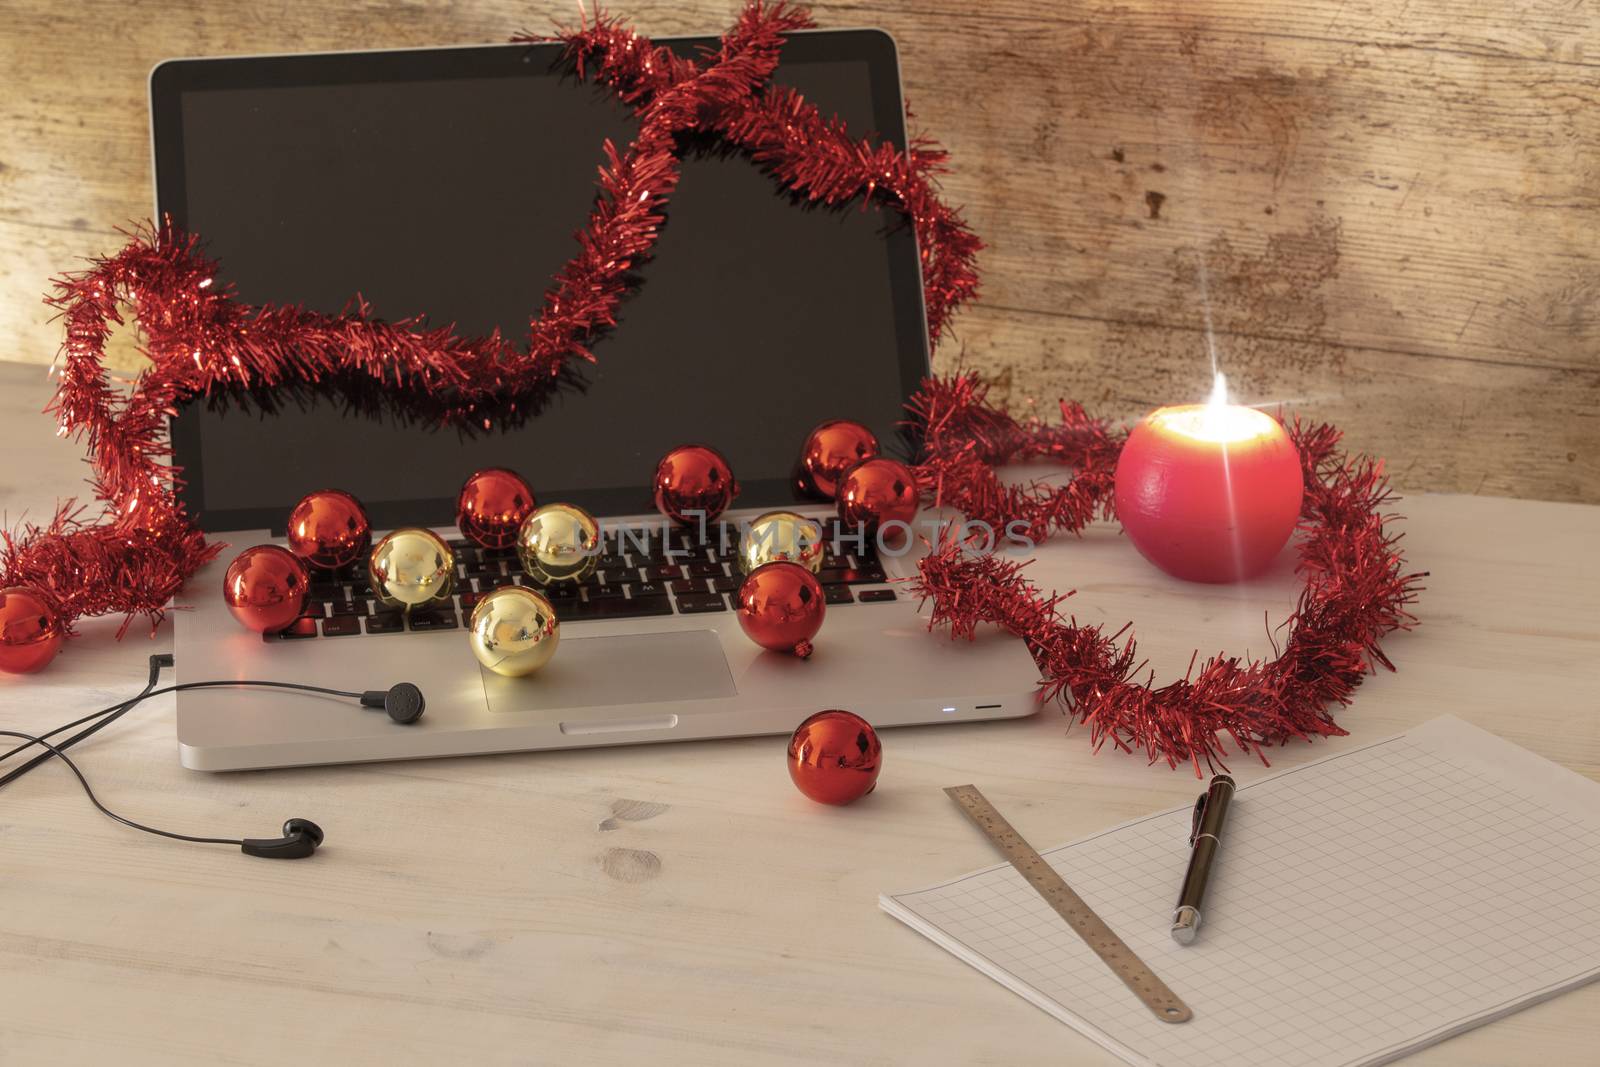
[0,653,426,860]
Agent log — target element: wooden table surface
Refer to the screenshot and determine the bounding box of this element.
[1,361,1597,1065]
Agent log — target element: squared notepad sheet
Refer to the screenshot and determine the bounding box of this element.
[882,717,1600,1067]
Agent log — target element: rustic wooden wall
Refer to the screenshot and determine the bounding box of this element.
[3,1,1595,500]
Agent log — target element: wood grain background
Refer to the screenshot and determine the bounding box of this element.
[3,0,1595,500]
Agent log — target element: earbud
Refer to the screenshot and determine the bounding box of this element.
[359,682,426,724]
[240,818,325,859]
[1,657,423,864]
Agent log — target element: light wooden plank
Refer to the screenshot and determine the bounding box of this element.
[0,0,1594,508]
[0,358,1597,1066]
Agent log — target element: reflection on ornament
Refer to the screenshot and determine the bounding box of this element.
[456,468,537,549]
[369,527,455,610]
[740,510,824,574]
[517,503,600,585]
[652,444,739,525]
[787,710,882,805]
[798,420,879,499]
[837,458,919,537]
[285,489,371,570]
[223,545,310,634]
[468,586,560,677]
[0,586,65,673]
[735,561,825,658]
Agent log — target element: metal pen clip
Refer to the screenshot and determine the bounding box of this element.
[1188,792,1208,846]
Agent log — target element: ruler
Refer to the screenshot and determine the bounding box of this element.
[944,785,1193,1024]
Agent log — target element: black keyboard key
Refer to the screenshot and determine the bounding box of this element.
[675,592,727,614]
[824,585,855,605]
[329,600,367,616]
[843,567,887,585]
[597,554,632,572]
[606,595,673,619]
[408,610,459,631]
[557,598,609,621]
[686,561,723,578]
[589,583,627,600]
[632,581,667,599]
[669,578,706,596]
[647,563,684,581]
[321,615,362,637]
[545,584,581,601]
[479,574,514,590]
[712,575,741,593]
[858,589,897,603]
[271,617,320,640]
[817,569,848,585]
[366,613,405,634]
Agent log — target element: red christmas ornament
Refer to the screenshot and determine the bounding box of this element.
[787,709,882,805]
[286,489,371,570]
[798,419,879,499]
[653,445,740,526]
[456,468,537,549]
[735,561,825,658]
[837,458,919,536]
[222,545,310,634]
[0,586,65,674]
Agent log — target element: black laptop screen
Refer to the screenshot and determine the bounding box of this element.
[152,33,928,532]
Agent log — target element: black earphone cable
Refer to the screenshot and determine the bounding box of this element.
[1,656,415,858]
[0,660,364,789]
[0,727,241,846]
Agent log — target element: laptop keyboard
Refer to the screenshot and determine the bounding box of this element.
[270,520,898,641]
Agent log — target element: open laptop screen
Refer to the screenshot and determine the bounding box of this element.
[151,32,928,532]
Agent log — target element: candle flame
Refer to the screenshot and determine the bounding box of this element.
[1153,371,1279,444]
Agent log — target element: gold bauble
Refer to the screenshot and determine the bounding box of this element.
[468,586,560,677]
[368,527,455,609]
[516,503,601,585]
[740,510,825,574]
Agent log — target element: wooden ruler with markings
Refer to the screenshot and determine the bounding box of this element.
[944,784,1193,1024]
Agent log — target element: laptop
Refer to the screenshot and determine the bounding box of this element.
[149,31,1041,771]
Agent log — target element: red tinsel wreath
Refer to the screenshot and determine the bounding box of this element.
[3,1,980,645]
[905,373,1427,773]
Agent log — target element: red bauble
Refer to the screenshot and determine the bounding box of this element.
[736,561,825,658]
[456,468,537,549]
[837,458,919,536]
[787,710,882,805]
[223,545,310,634]
[653,444,740,525]
[0,586,65,674]
[799,419,880,499]
[286,489,371,570]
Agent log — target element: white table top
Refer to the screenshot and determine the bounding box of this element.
[2,362,1597,1066]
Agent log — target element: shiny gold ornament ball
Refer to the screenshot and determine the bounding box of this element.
[516,503,601,585]
[368,527,455,609]
[740,510,825,574]
[468,586,560,677]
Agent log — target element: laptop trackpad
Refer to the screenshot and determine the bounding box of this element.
[480,630,736,714]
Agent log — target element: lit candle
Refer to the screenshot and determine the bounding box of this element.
[1114,374,1303,583]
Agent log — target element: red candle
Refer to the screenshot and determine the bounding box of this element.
[1114,376,1303,583]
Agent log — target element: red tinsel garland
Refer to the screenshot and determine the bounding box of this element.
[5,0,1422,773]
[906,372,1427,773]
[3,1,979,642]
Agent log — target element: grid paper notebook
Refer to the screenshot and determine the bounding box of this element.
[881,717,1600,1067]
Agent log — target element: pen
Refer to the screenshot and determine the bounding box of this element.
[1171,773,1235,944]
